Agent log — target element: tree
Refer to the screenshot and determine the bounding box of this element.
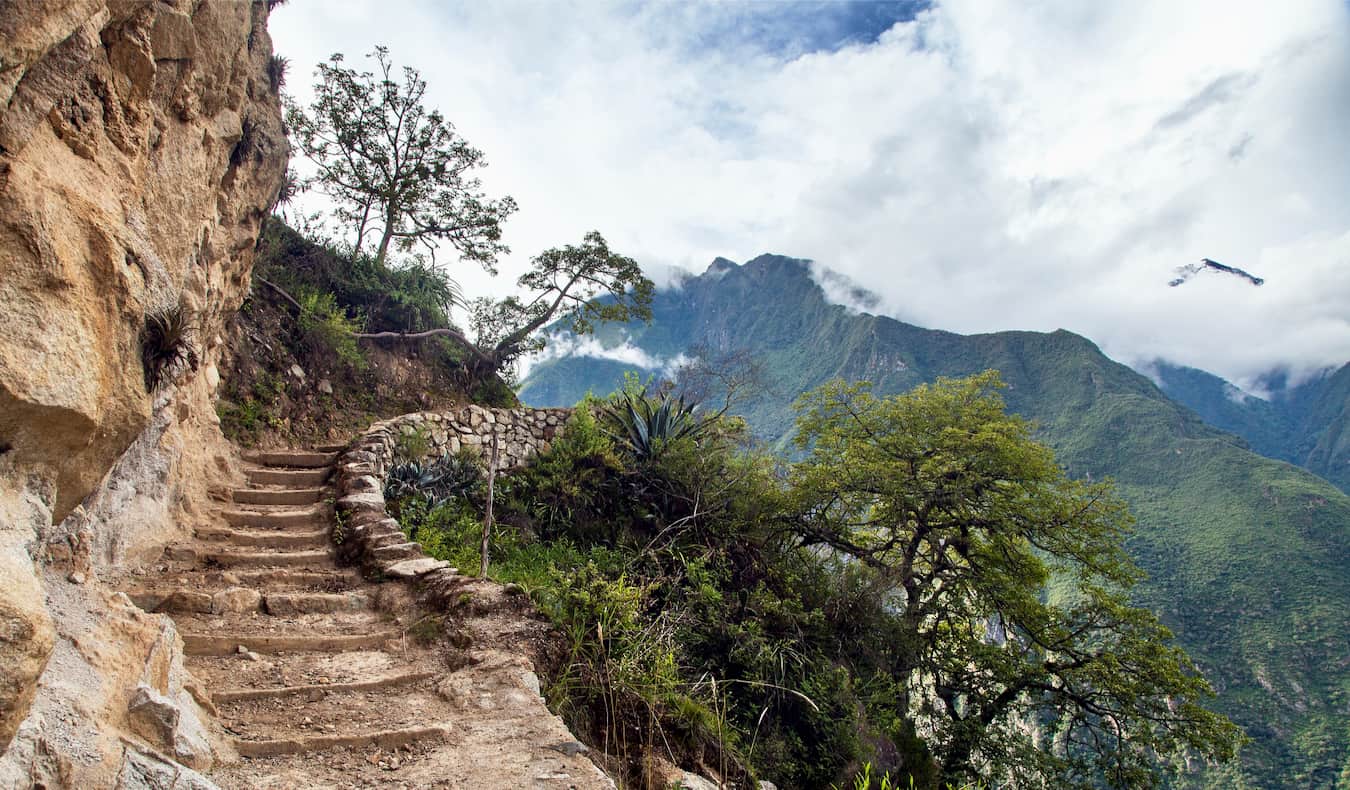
[464,230,653,376]
[788,372,1243,789]
[285,47,516,270]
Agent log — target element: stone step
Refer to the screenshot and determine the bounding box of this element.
[262,591,370,616]
[230,725,449,758]
[231,487,326,506]
[126,568,357,592]
[180,629,401,656]
[195,548,333,570]
[242,450,337,469]
[196,526,330,550]
[370,542,424,562]
[221,507,329,530]
[213,670,435,704]
[125,587,369,616]
[245,467,330,487]
[311,442,348,453]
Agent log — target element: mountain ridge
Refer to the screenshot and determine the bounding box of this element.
[520,253,1350,788]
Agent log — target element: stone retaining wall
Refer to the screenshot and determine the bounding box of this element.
[333,405,572,587]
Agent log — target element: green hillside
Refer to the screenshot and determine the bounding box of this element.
[1154,361,1350,494]
[520,255,1350,788]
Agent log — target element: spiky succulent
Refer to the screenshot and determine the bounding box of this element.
[140,306,198,392]
[601,392,711,461]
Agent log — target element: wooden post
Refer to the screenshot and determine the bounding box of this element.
[480,431,499,579]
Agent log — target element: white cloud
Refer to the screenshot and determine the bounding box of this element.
[516,332,689,381]
[270,0,1350,390]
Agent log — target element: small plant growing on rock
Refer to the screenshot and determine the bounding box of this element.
[139,306,198,392]
[393,426,432,462]
[266,54,289,93]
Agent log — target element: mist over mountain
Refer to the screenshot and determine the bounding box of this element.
[520,253,1350,787]
[1149,360,1350,494]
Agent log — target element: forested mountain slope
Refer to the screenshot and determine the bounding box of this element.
[521,254,1350,787]
[1153,360,1350,494]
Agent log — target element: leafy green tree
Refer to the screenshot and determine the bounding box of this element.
[285,46,516,269]
[463,230,653,376]
[788,372,1243,789]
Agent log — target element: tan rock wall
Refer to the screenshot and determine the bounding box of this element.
[0,0,286,782]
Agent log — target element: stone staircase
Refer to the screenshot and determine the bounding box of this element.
[124,447,613,789]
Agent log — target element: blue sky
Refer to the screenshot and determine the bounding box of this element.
[676,1,930,57]
[272,1,1350,389]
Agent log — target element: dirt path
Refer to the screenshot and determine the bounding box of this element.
[122,447,613,789]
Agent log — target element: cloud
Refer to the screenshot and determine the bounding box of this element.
[270,0,1350,390]
[517,332,689,381]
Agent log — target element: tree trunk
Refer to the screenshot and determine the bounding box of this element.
[373,207,397,267]
[479,431,499,579]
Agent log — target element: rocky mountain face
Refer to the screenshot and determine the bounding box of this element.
[0,0,285,784]
[520,255,1350,787]
[1152,360,1350,494]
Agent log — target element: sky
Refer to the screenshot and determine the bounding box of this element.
[270,0,1350,391]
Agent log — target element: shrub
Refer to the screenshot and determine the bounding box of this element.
[295,289,364,370]
[393,425,432,462]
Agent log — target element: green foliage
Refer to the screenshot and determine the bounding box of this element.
[600,391,712,461]
[217,373,284,443]
[140,306,198,391]
[256,218,462,335]
[393,425,432,462]
[387,373,1240,789]
[285,46,516,270]
[384,449,484,511]
[468,230,655,374]
[294,288,364,370]
[791,374,1244,788]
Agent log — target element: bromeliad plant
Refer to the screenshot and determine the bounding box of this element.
[140,305,199,392]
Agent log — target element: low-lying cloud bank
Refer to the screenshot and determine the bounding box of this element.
[517,332,689,382]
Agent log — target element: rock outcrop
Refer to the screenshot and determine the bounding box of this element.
[0,0,285,783]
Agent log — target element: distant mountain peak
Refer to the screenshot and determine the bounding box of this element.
[705,257,740,276]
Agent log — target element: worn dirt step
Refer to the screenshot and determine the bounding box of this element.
[230,725,449,758]
[242,450,337,469]
[188,648,425,692]
[196,526,330,550]
[124,587,253,615]
[194,548,333,570]
[221,685,451,749]
[213,670,436,704]
[245,467,331,487]
[221,507,330,530]
[180,629,401,656]
[232,487,326,506]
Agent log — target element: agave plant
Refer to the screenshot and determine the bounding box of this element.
[384,450,484,507]
[601,392,712,461]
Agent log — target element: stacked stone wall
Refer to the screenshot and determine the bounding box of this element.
[333,405,572,585]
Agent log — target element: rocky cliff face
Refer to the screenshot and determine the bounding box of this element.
[0,0,285,784]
